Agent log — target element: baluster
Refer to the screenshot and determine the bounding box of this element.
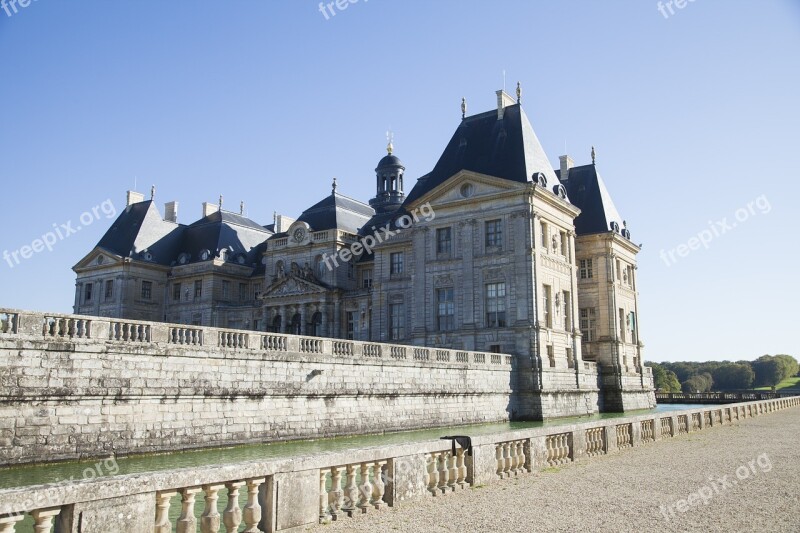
[329,466,344,519]
[456,448,467,488]
[177,487,201,533]
[201,484,223,533]
[428,453,439,496]
[223,481,244,533]
[31,508,61,533]
[0,514,25,533]
[154,491,177,533]
[502,442,512,477]
[342,464,359,515]
[242,477,264,533]
[516,441,526,472]
[447,452,457,491]
[357,462,373,511]
[372,461,387,508]
[437,452,448,494]
[319,470,332,523]
[495,444,503,478]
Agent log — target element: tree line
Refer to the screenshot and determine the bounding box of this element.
[646,354,799,393]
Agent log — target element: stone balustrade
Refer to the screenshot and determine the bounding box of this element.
[0,397,798,532]
[0,308,513,370]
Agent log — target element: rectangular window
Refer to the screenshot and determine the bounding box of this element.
[543,285,552,328]
[619,308,626,341]
[222,280,230,299]
[436,288,455,331]
[361,268,373,289]
[579,259,593,280]
[566,347,574,368]
[194,280,202,300]
[485,219,502,248]
[104,280,113,301]
[563,290,571,331]
[489,344,501,354]
[540,221,548,249]
[485,282,506,328]
[547,345,555,367]
[630,311,637,344]
[173,283,181,302]
[84,283,93,303]
[390,252,404,276]
[436,227,452,255]
[253,282,262,299]
[616,259,622,281]
[580,308,597,342]
[346,311,356,340]
[141,281,152,300]
[239,283,247,301]
[191,313,202,326]
[389,303,405,340]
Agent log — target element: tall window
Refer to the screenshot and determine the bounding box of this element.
[436,227,452,255]
[173,283,181,302]
[485,282,506,328]
[436,288,455,331]
[579,259,593,280]
[389,303,405,340]
[141,281,152,300]
[629,311,637,343]
[616,259,622,281]
[542,285,552,328]
[547,345,555,367]
[540,221,548,249]
[84,283,93,303]
[563,290,571,331]
[347,260,355,280]
[389,252,404,276]
[580,308,597,342]
[253,282,262,299]
[485,219,502,248]
[104,280,113,301]
[566,347,574,368]
[346,311,356,340]
[361,268,373,289]
[560,232,569,259]
[239,283,247,301]
[222,280,230,299]
[194,280,202,300]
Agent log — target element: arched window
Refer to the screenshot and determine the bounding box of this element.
[272,314,282,333]
[291,313,302,335]
[310,312,322,336]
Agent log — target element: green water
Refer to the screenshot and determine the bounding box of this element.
[0,404,692,491]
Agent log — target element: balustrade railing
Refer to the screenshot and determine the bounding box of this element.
[425,448,468,496]
[0,312,18,334]
[545,433,572,466]
[169,327,203,346]
[390,346,407,360]
[262,334,287,352]
[660,417,672,437]
[585,427,605,456]
[299,337,323,354]
[109,321,151,342]
[219,331,248,349]
[320,460,388,523]
[495,439,529,478]
[615,423,633,449]
[332,341,354,356]
[640,419,655,442]
[43,316,91,339]
[363,344,381,358]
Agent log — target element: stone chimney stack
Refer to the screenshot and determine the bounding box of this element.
[164,201,178,223]
[274,214,296,233]
[126,191,144,206]
[496,90,516,120]
[559,155,575,182]
[202,202,219,218]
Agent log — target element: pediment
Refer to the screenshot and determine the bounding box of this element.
[72,247,123,271]
[407,170,526,209]
[261,274,328,298]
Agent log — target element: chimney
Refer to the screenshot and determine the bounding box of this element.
[164,201,178,223]
[559,155,575,182]
[202,202,219,218]
[275,214,296,233]
[496,90,516,120]
[126,190,144,206]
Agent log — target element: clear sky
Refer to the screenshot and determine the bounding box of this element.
[1,0,798,363]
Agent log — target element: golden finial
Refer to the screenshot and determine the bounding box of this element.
[516,81,521,104]
[386,131,394,155]
[332,177,338,194]
[150,185,155,200]
[461,97,467,119]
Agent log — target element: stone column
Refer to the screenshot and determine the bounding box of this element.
[461,220,476,328]
[281,305,289,334]
[411,227,428,336]
[333,300,341,339]
[299,304,307,336]
[320,299,328,337]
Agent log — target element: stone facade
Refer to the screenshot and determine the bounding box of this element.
[70,89,655,419]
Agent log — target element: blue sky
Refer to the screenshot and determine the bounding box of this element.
[1,0,798,362]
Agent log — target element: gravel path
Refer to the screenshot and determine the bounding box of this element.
[312,407,800,533]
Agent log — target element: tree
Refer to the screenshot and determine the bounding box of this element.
[682,372,713,393]
[647,362,682,392]
[773,354,798,381]
[711,363,755,390]
[752,356,784,388]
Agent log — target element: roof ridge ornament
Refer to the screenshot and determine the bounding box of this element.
[332,177,338,194]
[516,81,521,104]
[386,131,394,155]
[240,201,244,215]
[461,97,467,119]
[150,185,155,201]
[219,195,223,209]
[591,146,596,165]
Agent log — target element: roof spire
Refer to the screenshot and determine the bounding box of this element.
[386,131,394,155]
[240,201,244,215]
[273,211,277,225]
[516,81,521,104]
[150,185,155,201]
[461,97,467,119]
[332,177,338,194]
[219,195,223,209]
[591,146,596,165]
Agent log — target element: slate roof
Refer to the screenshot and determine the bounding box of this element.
[295,192,374,234]
[404,103,564,205]
[557,164,627,237]
[183,210,272,266]
[95,201,184,265]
